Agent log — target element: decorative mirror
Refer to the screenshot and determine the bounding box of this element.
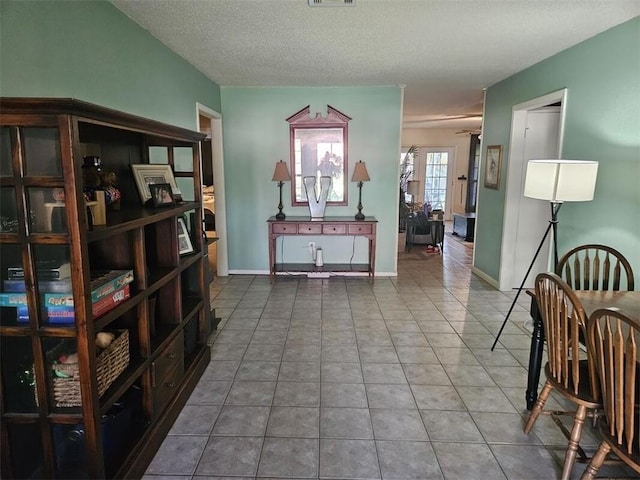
[287,105,350,206]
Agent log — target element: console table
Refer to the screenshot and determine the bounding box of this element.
[267,216,377,282]
[452,212,475,241]
[405,213,444,252]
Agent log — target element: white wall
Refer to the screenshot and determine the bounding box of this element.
[401,128,473,215]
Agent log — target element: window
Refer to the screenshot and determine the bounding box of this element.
[424,150,449,210]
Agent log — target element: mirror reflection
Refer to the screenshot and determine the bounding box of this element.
[287,105,350,206]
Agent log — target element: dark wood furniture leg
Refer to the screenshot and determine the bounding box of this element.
[526,293,545,410]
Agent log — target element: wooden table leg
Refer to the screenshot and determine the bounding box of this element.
[268,233,275,283]
[526,295,544,410]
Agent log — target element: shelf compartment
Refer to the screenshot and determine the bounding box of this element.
[46,330,129,409]
[0,126,11,177]
[53,384,145,480]
[0,186,18,233]
[1,335,38,413]
[86,202,199,243]
[145,217,179,269]
[4,422,45,479]
[155,278,180,327]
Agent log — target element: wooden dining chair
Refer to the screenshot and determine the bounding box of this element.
[556,244,635,292]
[524,273,602,480]
[581,308,640,479]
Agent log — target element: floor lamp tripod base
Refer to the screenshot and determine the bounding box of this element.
[490,202,562,352]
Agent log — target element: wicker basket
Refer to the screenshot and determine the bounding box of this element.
[50,329,129,407]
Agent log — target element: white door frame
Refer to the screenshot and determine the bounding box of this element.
[498,89,567,291]
[196,102,229,276]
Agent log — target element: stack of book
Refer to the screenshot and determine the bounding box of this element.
[1,264,134,324]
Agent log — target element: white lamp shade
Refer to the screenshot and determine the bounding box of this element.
[407,180,421,197]
[524,159,598,202]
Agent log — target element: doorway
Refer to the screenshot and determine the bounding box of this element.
[499,89,567,291]
[409,147,456,220]
[197,103,228,276]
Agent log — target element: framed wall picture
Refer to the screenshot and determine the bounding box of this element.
[148,183,175,207]
[484,145,503,190]
[177,217,194,255]
[131,164,182,204]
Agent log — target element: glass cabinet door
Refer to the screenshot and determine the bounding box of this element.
[1,120,75,479]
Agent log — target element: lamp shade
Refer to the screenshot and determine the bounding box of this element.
[272,160,291,182]
[524,159,598,202]
[352,161,370,182]
[407,180,421,197]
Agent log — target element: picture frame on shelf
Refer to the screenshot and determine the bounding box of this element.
[177,217,194,255]
[131,164,182,205]
[484,145,502,190]
[148,183,175,208]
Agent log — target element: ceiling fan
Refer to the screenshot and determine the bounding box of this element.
[456,128,482,135]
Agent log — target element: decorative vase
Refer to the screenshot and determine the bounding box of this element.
[303,176,331,219]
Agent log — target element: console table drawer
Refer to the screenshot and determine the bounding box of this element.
[348,224,373,235]
[272,223,296,234]
[322,224,347,234]
[298,223,322,234]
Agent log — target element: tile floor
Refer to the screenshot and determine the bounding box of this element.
[144,233,633,480]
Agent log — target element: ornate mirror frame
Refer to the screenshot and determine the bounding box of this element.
[287,105,351,206]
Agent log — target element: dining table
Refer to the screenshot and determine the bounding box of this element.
[525,289,640,410]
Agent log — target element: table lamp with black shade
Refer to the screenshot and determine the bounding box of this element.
[491,159,599,351]
[352,160,370,220]
[272,160,291,220]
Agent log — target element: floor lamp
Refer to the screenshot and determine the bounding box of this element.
[491,159,599,350]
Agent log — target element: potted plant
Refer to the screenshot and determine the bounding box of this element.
[398,146,417,251]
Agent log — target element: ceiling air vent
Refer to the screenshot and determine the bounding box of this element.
[308,0,355,6]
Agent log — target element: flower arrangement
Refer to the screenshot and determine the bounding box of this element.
[398,145,417,232]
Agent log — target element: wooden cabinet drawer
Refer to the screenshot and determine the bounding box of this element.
[298,223,322,234]
[348,224,373,235]
[272,223,295,234]
[153,362,184,415]
[152,330,184,414]
[322,224,347,234]
[153,330,184,381]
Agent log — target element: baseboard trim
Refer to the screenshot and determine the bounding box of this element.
[227,269,397,278]
[471,266,499,289]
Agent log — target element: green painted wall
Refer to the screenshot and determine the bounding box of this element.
[220,87,402,274]
[475,17,640,283]
[0,0,221,130]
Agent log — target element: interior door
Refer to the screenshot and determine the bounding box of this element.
[512,108,561,288]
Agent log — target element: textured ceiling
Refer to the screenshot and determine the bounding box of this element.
[111,0,639,129]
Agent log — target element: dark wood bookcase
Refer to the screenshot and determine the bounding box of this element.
[0,98,211,479]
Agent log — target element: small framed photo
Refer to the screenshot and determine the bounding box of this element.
[484,145,503,190]
[131,164,182,204]
[177,217,194,255]
[149,183,175,207]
